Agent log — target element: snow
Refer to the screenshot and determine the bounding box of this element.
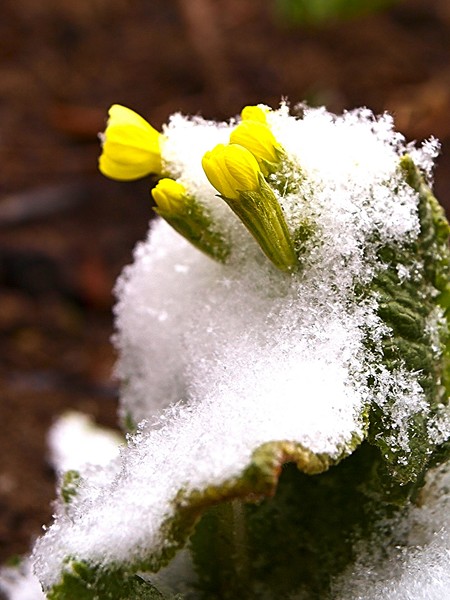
[0,561,45,600]
[48,412,123,473]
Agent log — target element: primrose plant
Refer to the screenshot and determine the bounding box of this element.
[3,102,450,600]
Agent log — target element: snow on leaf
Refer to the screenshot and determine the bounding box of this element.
[29,105,450,598]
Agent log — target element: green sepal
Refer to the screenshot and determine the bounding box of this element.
[266,154,304,197]
[222,175,298,272]
[258,147,287,178]
[154,197,230,263]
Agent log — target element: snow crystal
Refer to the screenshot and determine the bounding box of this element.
[31,105,448,589]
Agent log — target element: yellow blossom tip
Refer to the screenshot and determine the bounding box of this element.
[99,105,164,181]
[152,179,186,214]
[202,143,261,200]
[230,120,281,167]
[240,105,271,123]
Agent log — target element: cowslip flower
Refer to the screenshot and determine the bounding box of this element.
[99,105,164,181]
[202,143,261,200]
[202,143,297,271]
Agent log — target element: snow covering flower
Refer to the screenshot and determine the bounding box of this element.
[8,103,449,600]
[202,142,261,200]
[99,104,164,180]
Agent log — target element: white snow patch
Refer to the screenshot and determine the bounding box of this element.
[0,561,45,600]
[48,412,122,473]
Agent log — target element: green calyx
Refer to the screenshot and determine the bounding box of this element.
[223,174,298,272]
[154,196,230,263]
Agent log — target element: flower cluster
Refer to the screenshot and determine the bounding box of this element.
[99,103,298,271]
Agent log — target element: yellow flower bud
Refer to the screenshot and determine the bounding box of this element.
[152,178,231,263]
[240,104,271,123]
[230,121,281,171]
[99,104,164,181]
[202,144,261,200]
[152,178,186,214]
[202,142,297,272]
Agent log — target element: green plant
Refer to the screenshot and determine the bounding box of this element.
[2,101,450,600]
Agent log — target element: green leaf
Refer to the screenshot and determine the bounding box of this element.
[46,441,349,598]
[366,155,450,488]
[46,561,170,600]
[190,442,403,599]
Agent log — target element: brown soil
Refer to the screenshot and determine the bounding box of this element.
[1,0,450,572]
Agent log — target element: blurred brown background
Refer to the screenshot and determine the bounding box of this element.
[1,0,450,567]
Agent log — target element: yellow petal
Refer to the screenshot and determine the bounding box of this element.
[105,106,161,151]
[99,153,156,181]
[102,140,160,166]
[152,178,186,213]
[223,144,260,192]
[230,121,280,165]
[107,104,156,131]
[202,145,240,200]
[240,104,271,123]
[99,105,163,181]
